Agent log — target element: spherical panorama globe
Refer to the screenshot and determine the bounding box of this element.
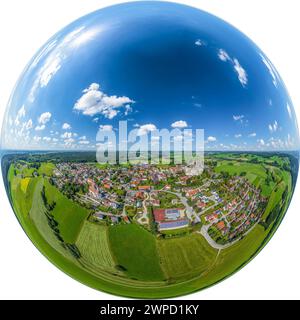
[1,1,299,298]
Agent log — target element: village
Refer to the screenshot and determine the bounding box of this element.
[51,161,267,247]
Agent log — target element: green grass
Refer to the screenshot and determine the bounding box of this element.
[38,162,55,176]
[262,181,286,220]
[28,178,72,255]
[215,161,275,196]
[157,233,218,282]
[43,179,89,243]
[108,224,165,281]
[76,221,121,275]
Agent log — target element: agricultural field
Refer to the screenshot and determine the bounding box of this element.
[43,179,89,243]
[76,221,120,275]
[108,224,165,281]
[157,233,218,282]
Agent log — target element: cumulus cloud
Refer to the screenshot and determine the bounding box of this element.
[218,49,248,87]
[171,120,188,128]
[218,49,230,62]
[207,136,217,142]
[137,124,157,136]
[195,39,205,46]
[43,136,51,142]
[79,135,87,140]
[74,83,134,119]
[61,131,73,139]
[233,58,248,86]
[38,112,52,125]
[257,139,265,146]
[62,122,71,130]
[14,105,26,126]
[99,125,113,131]
[64,138,75,145]
[33,136,42,142]
[35,125,46,131]
[234,134,242,138]
[79,140,90,145]
[248,132,256,137]
[25,119,33,130]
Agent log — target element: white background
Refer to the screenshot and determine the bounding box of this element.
[0,0,299,300]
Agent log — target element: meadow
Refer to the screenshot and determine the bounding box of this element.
[108,224,165,282]
[157,233,218,282]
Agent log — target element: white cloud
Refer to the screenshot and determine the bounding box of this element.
[234,134,242,138]
[43,136,51,142]
[260,53,278,87]
[92,117,99,123]
[248,132,256,137]
[268,120,278,133]
[287,103,292,119]
[62,122,71,130]
[137,124,157,136]
[38,112,52,125]
[64,138,75,144]
[99,125,113,131]
[61,131,73,139]
[233,58,248,87]
[33,136,41,142]
[207,136,217,142]
[29,27,87,102]
[218,49,248,87]
[79,135,87,140]
[79,140,90,145]
[218,49,230,62]
[74,83,134,118]
[124,105,132,116]
[257,139,265,146]
[14,105,26,126]
[25,119,33,130]
[35,125,46,131]
[233,115,245,122]
[171,120,188,128]
[195,39,205,46]
[52,138,58,142]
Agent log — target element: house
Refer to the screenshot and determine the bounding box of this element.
[216,220,225,230]
[138,185,151,192]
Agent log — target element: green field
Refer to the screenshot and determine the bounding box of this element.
[76,221,120,275]
[43,179,89,243]
[157,233,218,282]
[108,224,165,281]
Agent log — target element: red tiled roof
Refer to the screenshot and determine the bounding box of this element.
[153,209,165,222]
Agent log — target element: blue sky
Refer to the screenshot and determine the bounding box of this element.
[1,1,299,151]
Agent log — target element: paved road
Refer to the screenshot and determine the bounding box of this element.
[157,189,201,223]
